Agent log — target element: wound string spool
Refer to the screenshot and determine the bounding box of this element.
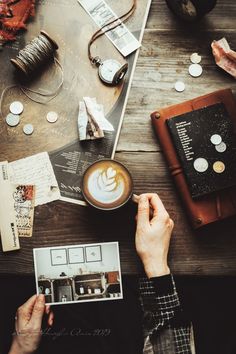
[11,30,59,76]
[0,30,63,118]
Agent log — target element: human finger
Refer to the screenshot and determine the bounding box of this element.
[30,295,45,329]
[16,295,37,328]
[48,311,54,327]
[137,194,150,228]
[149,194,169,220]
[45,305,50,315]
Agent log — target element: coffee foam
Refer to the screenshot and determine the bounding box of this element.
[82,160,132,209]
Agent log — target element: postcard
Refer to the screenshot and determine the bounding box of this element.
[33,242,123,305]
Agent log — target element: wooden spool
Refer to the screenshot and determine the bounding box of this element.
[10,30,59,76]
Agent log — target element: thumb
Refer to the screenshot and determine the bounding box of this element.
[137,195,150,229]
[30,294,45,330]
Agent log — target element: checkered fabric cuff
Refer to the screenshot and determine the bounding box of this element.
[139,274,174,296]
[139,274,180,311]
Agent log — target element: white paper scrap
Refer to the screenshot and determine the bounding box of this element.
[8,152,60,206]
[78,101,89,141]
[83,97,114,132]
[78,0,140,57]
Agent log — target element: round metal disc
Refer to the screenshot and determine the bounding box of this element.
[46,111,58,123]
[10,101,24,115]
[23,124,34,135]
[193,157,209,173]
[215,141,227,153]
[190,53,202,64]
[5,113,20,127]
[213,161,225,174]
[174,81,185,92]
[210,134,222,145]
[188,63,203,77]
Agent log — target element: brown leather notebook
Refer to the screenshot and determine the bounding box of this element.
[151,89,236,229]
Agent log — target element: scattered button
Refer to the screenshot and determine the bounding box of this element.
[190,53,202,64]
[213,161,225,174]
[46,111,58,123]
[10,101,24,115]
[189,63,203,77]
[174,81,185,92]
[215,141,227,153]
[210,134,222,145]
[5,113,20,127]
[193,157,209,173]
[23,123,34,135]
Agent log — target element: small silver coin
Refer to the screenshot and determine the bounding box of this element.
[174,81,185,92]
[210,134,222,145]
[9,101,24,115]
[47,111,58,123]
[215,141,227,153]
[188,63,203,77]
[193,157,209,173]
[5,113,20,127]
[190,53,202,64]
[23,124,34,135]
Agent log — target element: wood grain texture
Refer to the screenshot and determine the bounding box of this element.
[1,0,236,275]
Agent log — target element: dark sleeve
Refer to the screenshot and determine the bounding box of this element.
[139,274,194,354]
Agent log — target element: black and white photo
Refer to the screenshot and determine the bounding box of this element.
[33,242,123,305]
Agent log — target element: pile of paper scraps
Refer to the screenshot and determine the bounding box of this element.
[78,97,114,141]
[211,38,236,79]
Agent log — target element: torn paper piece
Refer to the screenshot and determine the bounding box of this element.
[83,97,114,132]
[78,97,114,141]
[211,38,236,79]
[0,161,20,252]
[13,185,35,238]
[87,110,104,140]
[78,101,89,141]
[8,152,60,206]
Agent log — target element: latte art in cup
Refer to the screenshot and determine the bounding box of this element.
[82,160,133,210]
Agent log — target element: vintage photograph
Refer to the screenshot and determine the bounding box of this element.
[33,242,123,305]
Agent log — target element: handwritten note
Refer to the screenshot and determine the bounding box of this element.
[9,152,60,206]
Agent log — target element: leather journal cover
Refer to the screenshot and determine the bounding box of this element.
[151,89,236,229]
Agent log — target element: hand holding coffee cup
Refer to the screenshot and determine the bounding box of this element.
[82,159,133,210]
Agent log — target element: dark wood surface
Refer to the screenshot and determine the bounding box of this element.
[1,0,236,275]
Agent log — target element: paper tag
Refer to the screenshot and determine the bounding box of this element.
[78,0,140,57]
[0,161,20,252]
[13,185,35,238]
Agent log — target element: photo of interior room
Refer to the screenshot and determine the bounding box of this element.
[33,242,122,304]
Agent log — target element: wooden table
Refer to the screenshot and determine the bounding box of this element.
[1,0,236,276]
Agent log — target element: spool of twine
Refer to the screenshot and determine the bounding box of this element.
[11,30,59,76]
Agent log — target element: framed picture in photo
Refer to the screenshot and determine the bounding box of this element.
[85,245,102,262]
[50,248,67,266]
[68,247,84,264]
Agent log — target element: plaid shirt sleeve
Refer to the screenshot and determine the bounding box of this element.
[139,274,194,354]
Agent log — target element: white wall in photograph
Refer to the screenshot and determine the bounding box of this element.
[34,243,119,279]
